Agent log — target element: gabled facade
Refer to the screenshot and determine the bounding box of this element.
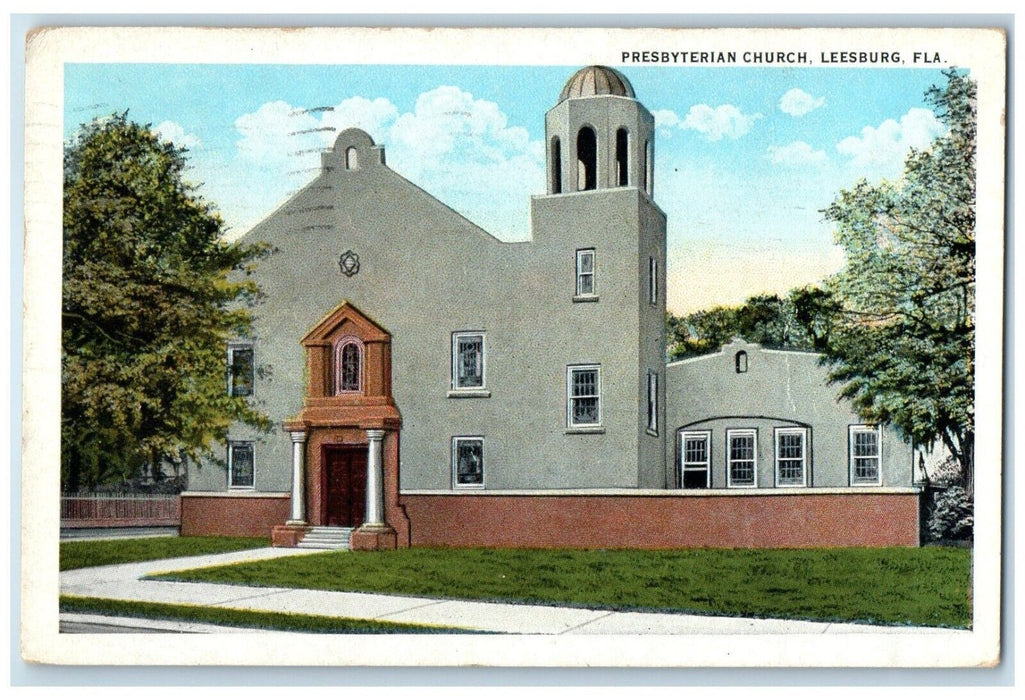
[181,66,921,549]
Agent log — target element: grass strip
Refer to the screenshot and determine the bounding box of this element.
[155,546,972,629]
[59,595,475,634]
[60,536,270,571]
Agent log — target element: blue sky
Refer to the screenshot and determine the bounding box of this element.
[64,63,951,313]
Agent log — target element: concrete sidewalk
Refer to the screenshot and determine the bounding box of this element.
[60,547,960,635]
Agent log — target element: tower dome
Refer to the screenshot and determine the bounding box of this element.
[558,66,636,103]
[546,65,653,196]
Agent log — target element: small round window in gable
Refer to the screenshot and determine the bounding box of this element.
[735,351,748,374]
[338,250,360,277]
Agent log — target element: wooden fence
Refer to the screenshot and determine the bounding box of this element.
[60,494,181,528]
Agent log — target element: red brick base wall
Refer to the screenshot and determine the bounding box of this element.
[401,493,920,548]
[180,494,290,538]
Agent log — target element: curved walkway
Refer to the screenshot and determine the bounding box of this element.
[60,547,960,635]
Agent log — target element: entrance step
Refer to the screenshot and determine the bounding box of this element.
[296,526,354,551]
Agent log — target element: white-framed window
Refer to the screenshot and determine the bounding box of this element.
[850,425,882,485]
[227,344,254,397]
[775,427,808,487]
[646,370,659,435]
[648,256,657,305]
[333,336,363,394]
[727,429,757,488]
[452,436,484,488]
[567,364,601,427]
[227,441,255,489]
[451,332,485,390]
[680,430,711,489]
[576,248,596,297]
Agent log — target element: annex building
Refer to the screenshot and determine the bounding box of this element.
[182,66,921,549]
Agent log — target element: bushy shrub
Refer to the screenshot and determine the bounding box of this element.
[927,485,974,541]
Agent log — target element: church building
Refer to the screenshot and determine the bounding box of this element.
[181,66,921,549]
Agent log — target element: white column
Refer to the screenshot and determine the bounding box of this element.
[287,430,307,525]
[364,429,386,526]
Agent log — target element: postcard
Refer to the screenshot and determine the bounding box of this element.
[21,25,1006,668]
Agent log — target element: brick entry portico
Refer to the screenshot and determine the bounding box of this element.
[272,301,410,549]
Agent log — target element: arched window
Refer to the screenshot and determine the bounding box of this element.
[551,137,562,194]
[735,351,748,374]
[334,337,363,393]
[576,127,597,191]
[615,128,629,186]
[345,146,359,170]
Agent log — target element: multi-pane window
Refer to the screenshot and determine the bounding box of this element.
[228,442,254,489]
[452,437,484,488]
[775,428,807,487]
[648,256,657,305]
[646,370,658,434]
[568,365,601,427]
[576,249,595,296]
[227,344,254,397]
[850,425,882,485]
[451,332,485,390]
[727,429,757,487]
[334,338,362,394]
[680,431,710,489]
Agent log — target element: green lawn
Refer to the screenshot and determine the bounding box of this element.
[60,595,472,634]
[60,536,269,571]
[154,546,973,628]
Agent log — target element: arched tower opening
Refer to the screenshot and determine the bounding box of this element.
[615,128,629,186]
[550,136,562,194]
[576,127,597,191]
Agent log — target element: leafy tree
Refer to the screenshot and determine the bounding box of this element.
[667,305,741,360]
[666,286,838,361]
[821,70,975,494]
[62,113,271,492]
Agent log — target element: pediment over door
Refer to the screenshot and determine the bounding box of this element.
[301,300,391,348]
[295,301,398,419]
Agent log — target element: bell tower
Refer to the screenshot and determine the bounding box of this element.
[545,66,655,197]
[531,65,668,489]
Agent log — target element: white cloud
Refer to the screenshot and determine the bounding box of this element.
[778,88,825,117]
[389,86,533,168]
[835,107,946,178]
[320,97,398,143]
[152,120,201,149]
[652,108,681,135]
[680,104,762,141]
[228,86,544,239]
[385,86,541,237]
[766,141,828,167]
[233,100,322,168]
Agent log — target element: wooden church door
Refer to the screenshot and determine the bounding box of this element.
[323,446,367,527]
